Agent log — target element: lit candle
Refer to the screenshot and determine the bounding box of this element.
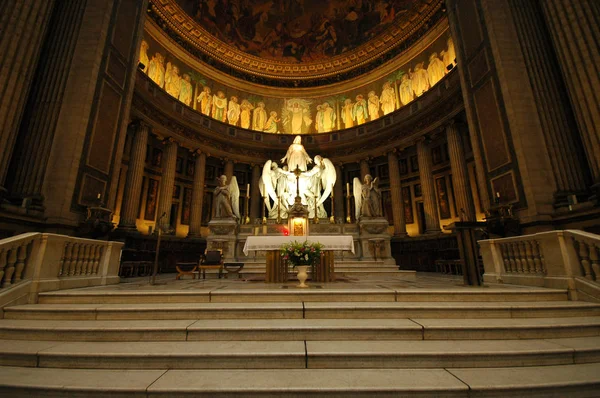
[496,192,500,198]
[346,182,350,196]
[247,183,250,192]
[97,193,101,199]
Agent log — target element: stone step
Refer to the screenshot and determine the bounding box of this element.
[37,288,569,304]
[1,363,599,397]
[5,301,600,320]
[0,317,598,341]
[1,337,598,370]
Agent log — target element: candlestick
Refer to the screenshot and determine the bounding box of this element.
[346,182,350,197]
[247,183,250,194]
[330,191,335,224]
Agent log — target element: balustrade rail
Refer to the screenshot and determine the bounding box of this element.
[479,230,600,300]
[0,233,123,305]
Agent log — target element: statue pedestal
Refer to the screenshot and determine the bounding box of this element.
[207,218,238,262]
[358,218,394,264]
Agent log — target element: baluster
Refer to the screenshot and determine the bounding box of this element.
[577,240,593,279]
[66,242,75,276]
[577,241,592,280]
[13,243,28,283]
[532,240,542,274]
[2,247,17,287]
[89,246,98,275]
[589,244,599,281]
[82,245,91,275]
[507,243,516,273]
[93,246,103,274]
[519,242,528,273]
[59,242,69,276]
[511,243,522,273]
[539,241,547,274]
[525,241,535,273]
[0,249,7,287]
[501,244,511,272]
[74,244,83,275]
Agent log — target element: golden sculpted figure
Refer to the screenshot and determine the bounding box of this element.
[380,81,395,115]
[252,102,267,131]
[196,86,212,116]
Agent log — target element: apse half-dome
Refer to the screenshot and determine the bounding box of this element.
[143,0,455,134]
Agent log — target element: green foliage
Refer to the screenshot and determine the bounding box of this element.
[187,71,207,86]
[280,240,324,267]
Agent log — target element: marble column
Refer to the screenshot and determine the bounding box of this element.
[224,159,234,181]
[0,0,56,189]
[360,159,370,179]
[250,164,261,222]
[156,139,178,231]
[334,164,345,222]
[446,122,476,221]
[117,122,149,230]
[188,150,206,237]
[540,0,600,189]
[417,139,441,233]
[387,150,407,236]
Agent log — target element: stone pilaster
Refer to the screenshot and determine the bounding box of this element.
[540,0,600,189]
[156,139,178,231]
[9,1,88,199]
[250,164,261,221]
[417,140,441,233]
[508,0,588,203]
[224,159,234,181]
[447,122,476,221]
[387,150,407,236]
[117,122,149,230]
[360,159,370,179]
[0,0,55,188]
[188,150,206,237]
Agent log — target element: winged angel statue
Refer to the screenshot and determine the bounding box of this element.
[260,152,336,219]
[213,175,240,220]
[353,174,382,220]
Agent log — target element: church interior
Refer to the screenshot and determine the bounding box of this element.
[0,0,599,395]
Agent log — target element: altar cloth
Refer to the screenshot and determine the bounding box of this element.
[243,235,354,256]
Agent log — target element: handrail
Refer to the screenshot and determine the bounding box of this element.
[479,230,599,300]
[0,233,123,306]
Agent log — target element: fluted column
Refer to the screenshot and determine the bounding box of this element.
[250,164,261,222]
[417,140,441,233]
[540,0,600,188]
[387,150,407,236]
[8,1,87,199]
[224,159,234,181]
[156,139,178,231]
[334,164,345,222]
[360,159,370,179]
[0,0,56,189]
[117,122,149,230]
[447,122,476,221]
[188,150,206,237]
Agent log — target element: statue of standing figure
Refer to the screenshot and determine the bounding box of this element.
[213,175,240,221]
[353,174,381,220]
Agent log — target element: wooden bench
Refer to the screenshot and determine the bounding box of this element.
[175,262,198,280]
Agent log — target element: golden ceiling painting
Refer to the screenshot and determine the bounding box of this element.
[149,0,444,82]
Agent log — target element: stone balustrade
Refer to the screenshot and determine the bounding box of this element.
[0,233,123,307]
[479,230,600,300]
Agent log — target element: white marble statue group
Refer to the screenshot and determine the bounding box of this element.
[213,135,381,222]
[260,136,336,219]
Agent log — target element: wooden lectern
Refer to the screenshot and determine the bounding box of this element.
[445,222,487,286]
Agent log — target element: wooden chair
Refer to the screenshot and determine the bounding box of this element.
[198,249,224,279]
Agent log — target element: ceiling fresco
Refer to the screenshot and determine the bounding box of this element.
[149,0,444,84]
[175,0,423,62]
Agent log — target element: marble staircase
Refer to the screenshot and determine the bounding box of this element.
[1,279,600,396]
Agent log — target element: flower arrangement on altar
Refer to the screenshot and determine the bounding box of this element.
[280,241,324,267]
